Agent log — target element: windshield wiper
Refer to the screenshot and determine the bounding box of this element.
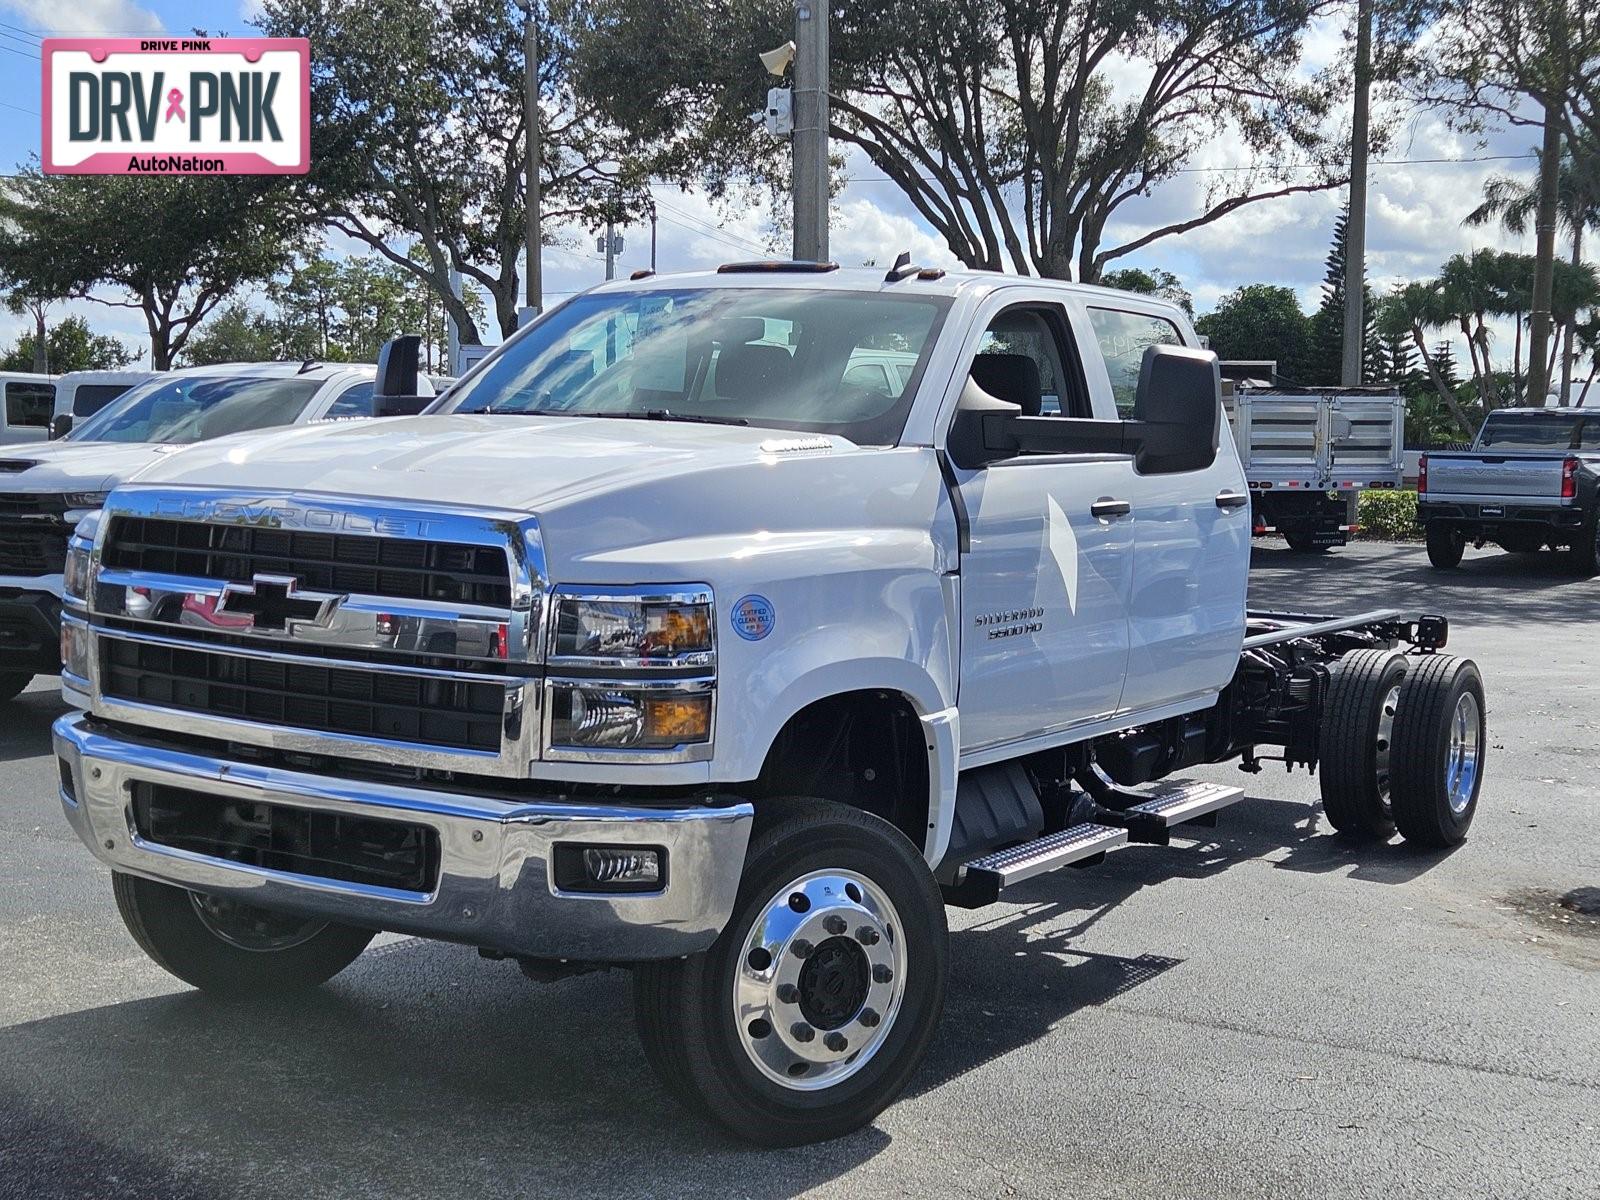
[478,408,749,427]
[639,409,748,426]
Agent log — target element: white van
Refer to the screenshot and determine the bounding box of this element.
[49,370,159,438]
[0,372,57,444]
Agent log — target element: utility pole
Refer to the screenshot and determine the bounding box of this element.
[604,209,617,281]
[650,203,657,272]
[523,3,542,314]
[1340,0,1373,388]
[792,2,829,262]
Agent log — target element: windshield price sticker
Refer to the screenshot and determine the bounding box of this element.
[43,38,310,175]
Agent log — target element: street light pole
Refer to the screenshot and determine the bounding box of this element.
[1340,0,1373,387]
[792,2,829,262]
[524,4,543,315]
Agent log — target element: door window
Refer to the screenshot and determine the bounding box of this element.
[5,382,55,428]
[72,383,134,417]
[969,307,1086,421]
[323,381,375,420]
[1086,308,1184,416]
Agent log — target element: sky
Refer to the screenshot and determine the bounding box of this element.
[0,0,1548,365]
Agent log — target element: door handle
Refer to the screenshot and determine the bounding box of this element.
[1215,491,1249,510]
[1090,498,1132,519]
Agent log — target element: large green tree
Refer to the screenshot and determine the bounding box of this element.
[1194,285,1313,379]
[0,315,138,374]
[568,0,1348,280]
[1422,0,1600,404]
[259,0,653,342]
[0,173,311,369]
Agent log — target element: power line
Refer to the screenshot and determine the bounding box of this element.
[0,20,41,43]
[0,99,39,117]
[844,152,1539,184]
[0,40,40,62]
[651,198,770,255]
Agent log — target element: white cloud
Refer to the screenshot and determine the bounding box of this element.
[0,0,162,34]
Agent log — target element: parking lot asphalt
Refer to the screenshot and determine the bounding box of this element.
[1,540,1596,1200]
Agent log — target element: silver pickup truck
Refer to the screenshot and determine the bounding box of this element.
[1417,408,1600,574]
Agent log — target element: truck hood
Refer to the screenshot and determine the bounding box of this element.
[124,415,863,511]
[0,441,179,494]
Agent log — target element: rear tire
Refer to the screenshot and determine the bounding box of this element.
[634,798,947,1146]
[1564,512,1600,577]
[1388,655,1486,848]
[1425,522,1464,569]
[0,672,30,702]
[112,873,375,995]
[1318,649,1407,840]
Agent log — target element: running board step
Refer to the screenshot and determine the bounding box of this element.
[1126,780,1244,827]
[947,823,1127,908]
[943,779,1246,909]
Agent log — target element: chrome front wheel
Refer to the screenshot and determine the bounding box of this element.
[634,797,948,1146]
[733,869,907,1091]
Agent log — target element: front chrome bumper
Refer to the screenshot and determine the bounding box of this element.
[54,712,754,961]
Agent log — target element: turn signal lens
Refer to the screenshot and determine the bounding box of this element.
[644,694,712,741]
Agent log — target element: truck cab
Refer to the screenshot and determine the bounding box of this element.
[52,268,1485,1145]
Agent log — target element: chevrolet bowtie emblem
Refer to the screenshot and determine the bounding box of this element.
[215,574,343,632]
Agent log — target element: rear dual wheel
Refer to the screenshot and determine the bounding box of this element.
[634,798,947,1146]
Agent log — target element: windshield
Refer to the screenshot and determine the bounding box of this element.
[66,376,323,445]
[1478,412,1600,451]
[442,287,950,443]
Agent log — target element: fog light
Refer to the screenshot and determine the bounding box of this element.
[585,847,660,885]
[552,844,666,893]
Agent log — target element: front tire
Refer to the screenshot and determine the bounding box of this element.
[634,798,948,1146]
[1388,655,1486,848]
[1318,649,1407,840]
[0,672,30,702]
[112,873,375,995]
[1425,521,1465,569]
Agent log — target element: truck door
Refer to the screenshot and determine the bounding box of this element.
[949,301,1134,754]
[1082,304,1250,717]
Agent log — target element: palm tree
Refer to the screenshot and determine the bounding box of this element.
[1464,135,1600,402]
[1376,283,1476,437]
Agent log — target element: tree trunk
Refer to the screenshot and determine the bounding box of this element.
[1559,223,1582,404]
[31,304,47,374]
[1578,361,1597,407]
[1512,313,1522,402]
[1525,98,1564,406]
[1413,327,1475,437]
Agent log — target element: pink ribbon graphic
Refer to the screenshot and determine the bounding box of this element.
[164,88,185,123]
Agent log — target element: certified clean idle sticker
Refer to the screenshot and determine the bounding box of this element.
[43,37,310,175]
[731,595,776,641]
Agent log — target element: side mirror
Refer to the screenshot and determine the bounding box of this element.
[373,333,431,418]
[946,377,1021,470]
[1132,345,1220,475]
[49,414,73,440]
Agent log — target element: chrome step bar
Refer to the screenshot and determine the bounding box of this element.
[1127,780,1244,826]
[946,778,1245,908]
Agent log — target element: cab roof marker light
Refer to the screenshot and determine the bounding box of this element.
[716,260,840,274]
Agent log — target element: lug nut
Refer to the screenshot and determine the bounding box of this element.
[776,983,799,1004]
[824,1032,849,1052]
[823,914,847,935]
[790,1022,815,1043]
[790,938,813,959]
[856,926,880,946]
[872,964,893,984]
[859,1008,880,1027]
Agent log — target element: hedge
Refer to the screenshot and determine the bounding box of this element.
[1356,489,1419,541]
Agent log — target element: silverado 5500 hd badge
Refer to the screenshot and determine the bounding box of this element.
[975,606,1045,640]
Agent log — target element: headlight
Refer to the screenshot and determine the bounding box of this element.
[551,590,713,665]
[549,682,713,750]
[62,512,101,603]
[60,618,92,679]
[63,491,109,509]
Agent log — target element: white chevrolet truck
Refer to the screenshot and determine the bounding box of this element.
[54,266,1487,1145]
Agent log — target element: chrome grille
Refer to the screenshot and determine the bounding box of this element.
[103,516,512,607]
